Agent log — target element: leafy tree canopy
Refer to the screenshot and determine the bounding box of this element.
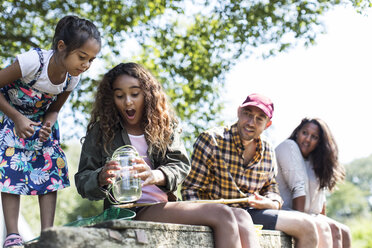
[1,0,370,145]
[327,181,370,221]
[345,154,372,193]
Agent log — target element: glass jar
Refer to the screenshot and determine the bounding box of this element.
[110,145,142,203]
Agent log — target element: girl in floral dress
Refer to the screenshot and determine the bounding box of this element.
[0,15,101,247]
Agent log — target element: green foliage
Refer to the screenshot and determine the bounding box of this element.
[2,0,367,147]
[346,215,372,248]
[327,181,369,221]
[345,154,372,193]
[3,2,371,240]
[326,154,372,221]
[350,0,372,12]
[326,154,372,246]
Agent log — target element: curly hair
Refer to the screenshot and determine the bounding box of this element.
[87,62,178,156]
[289,117,345,191]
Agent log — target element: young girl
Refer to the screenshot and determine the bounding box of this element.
[276,117,351,248]
[75,63,260,248]
[0,15,101,247]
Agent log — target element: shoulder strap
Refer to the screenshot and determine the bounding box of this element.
[63,74,72,91]
[28,48,72,92]
[29,48,44,87]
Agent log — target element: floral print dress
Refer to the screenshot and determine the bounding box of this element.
[0,48,70,195]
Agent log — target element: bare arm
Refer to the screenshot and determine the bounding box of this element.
[320,203,326,215]
[43,90,71,124]
[293,195,306,212]
[0,60,22,88]
[39,90,72,141]
[0,61,24,120]
[0,60,40,138]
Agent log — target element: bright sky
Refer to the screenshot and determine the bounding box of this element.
[221,6,372,164]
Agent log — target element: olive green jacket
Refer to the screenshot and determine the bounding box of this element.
[75,121,190,209]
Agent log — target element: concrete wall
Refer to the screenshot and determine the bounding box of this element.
[26,220,294,248]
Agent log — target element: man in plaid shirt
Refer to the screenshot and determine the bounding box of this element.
[182,93,324,248]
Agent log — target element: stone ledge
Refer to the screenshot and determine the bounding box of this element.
[26,220,294,248]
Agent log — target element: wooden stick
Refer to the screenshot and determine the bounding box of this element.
[113,197,251,209]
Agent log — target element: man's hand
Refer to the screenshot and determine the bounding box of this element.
[248,192,280,210]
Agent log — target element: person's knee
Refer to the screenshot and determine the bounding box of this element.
[316,219,332,237]
[341,224,351,235]
[207,204,237,227]
[340,223,352,242]
[296,216,319,245]
[329,222,342,240]
[277,211,319,246]
[233,208,253,223]
[295,215,314,229]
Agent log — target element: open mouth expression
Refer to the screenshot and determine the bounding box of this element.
[112,74,145,134]
[126,109,136,120]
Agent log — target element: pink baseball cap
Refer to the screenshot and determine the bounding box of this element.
[240,93,274,119]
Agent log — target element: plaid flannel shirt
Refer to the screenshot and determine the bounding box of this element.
[181,123,283,208]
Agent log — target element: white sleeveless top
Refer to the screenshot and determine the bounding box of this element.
[17,49,80,94]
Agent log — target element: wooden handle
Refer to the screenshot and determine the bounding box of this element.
[113,197,251,209]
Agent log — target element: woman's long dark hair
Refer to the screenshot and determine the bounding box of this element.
[289,117,345,191]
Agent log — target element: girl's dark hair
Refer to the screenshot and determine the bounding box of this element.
[289,117,345,191]
[52,15,101,55]
[87,62,178,156]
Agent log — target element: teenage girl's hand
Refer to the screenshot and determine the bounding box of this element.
[132,158,166,187]
[98,161,121,187]
[39,121,52,142]
[248,192,280,210]
[13,114,41,139]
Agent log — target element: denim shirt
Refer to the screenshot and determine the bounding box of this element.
[75,121,190,209]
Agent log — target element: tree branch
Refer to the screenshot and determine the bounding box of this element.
[0,34,39,47]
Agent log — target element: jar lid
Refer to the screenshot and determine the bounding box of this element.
[111,145,139,160]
